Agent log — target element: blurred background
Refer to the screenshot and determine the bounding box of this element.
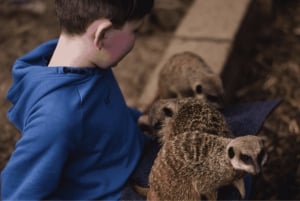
[0,0,300,199]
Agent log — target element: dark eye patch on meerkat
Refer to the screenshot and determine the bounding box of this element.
[228,147,235,159]
[240,153,252,165]
[195,84,203,94]
[150,106,174,131]
[162,107,174,117]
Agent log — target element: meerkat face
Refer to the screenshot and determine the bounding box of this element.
[226,135,268,175]
[147,98,178,141]
[192,75,225,109]
[158,51,225,109]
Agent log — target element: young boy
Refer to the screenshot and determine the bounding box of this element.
[1,0,153,200]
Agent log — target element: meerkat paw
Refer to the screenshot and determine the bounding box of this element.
[200,191,217,201]
[133,184,149,197]
[233,178,246,199]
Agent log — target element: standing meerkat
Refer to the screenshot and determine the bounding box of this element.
[137,98,267,200]
[158,52,224,108]
[148,132,267,201]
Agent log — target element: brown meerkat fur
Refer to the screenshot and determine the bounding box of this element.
[158,52,224,108]
[147,97,233,143]
[135,98,267,200]
[148,132,267,201]
[140,52,223,113]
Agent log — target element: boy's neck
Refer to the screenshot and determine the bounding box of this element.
[48,33,96,68]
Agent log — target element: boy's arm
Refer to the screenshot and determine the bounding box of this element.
[1,109,79,200]
[128,107,142,122]
[128,107,155,145]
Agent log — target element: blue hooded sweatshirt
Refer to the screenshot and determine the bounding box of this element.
[1,39,145,200]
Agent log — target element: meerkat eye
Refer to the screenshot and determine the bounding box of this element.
[228,147,235,159]
[240,154,252,164]
[162,107,173,117]
[195,84,203,94]
[257,149,266,165]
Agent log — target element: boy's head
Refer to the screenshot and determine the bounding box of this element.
[55,0,154,35]
[53,0,154,68]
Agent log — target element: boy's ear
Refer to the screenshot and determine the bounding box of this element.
[94,19,113,49]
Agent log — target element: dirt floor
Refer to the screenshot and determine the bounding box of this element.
[0,0,300,200]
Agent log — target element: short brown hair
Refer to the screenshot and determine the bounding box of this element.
[55,0,154,35]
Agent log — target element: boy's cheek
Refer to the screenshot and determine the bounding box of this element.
[107,37,135,62]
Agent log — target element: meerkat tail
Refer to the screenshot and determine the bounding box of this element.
[233,178,246,199]
[133,184,149,197]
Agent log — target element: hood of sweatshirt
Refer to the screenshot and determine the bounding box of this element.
[6,39,99,131]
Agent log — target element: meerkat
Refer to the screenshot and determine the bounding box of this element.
[158,52,224,108]
[147,97,233,143]
[135,98,267,200]
[147,132,267,201]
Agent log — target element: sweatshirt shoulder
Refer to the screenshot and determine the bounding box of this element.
[24,86,84,145]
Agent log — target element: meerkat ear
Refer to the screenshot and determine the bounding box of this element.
[94,19,113,49]
[195,84,203,94]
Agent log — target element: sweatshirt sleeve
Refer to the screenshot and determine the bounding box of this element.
[1,104,81,200]
[128,107,142,122]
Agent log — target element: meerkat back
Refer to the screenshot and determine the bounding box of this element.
[147,97,233,143]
